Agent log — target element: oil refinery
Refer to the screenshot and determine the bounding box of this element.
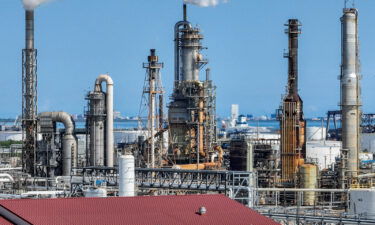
[2,0,375,224]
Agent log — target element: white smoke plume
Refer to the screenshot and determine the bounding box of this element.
[184,0,229,7]
[22,0,53,10]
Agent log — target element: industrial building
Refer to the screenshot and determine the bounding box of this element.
[1,1,375,224]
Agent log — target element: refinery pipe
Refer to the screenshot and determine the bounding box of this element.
[39,112,77,176]
[95,74,114,167]
[0,174,14,183]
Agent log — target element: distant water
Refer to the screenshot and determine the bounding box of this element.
[1,119,340,130]
[246,120,337,130]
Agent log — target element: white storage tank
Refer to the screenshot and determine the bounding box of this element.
[83,187,107,198]
[306,127,326,141]
[306,140,341,170]
[119,154,135,197]
[349,188,375,219]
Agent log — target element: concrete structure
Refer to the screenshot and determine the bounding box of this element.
[230,104,239,127]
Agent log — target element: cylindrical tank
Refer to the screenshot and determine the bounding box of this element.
[119,155,135,197]
[300,164,318,206]
[181,28,203,81]
[306,127,326,141]
[83,187,107,198]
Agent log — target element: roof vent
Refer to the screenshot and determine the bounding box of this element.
[198,206,207,215]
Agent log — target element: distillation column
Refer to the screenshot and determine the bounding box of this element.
[279,19,306,185]
[86,74,114,167]
[168,3,217,164]
[22,10,38,176]
[340,8,361,180]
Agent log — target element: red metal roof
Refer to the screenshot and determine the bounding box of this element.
[0,216,11,225]
[0,194,279,225]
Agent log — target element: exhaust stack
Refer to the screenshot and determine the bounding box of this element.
[22,10,38,175]
[279,19,306,186]
[340,8,361,180]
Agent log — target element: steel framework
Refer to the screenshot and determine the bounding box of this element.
[22,10,38,176]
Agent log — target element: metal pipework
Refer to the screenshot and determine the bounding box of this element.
[340,8,361,179]
[38,112,77,176]
[95,74,114,167]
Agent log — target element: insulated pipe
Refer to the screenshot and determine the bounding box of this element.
[39,112,77,176]
[0,174,14,183]
[95,74,114,167]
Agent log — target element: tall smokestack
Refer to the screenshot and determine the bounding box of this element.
[183,3,187,21]
[279,19,306,186]
[26,10,34,49]
[340,8,361,180]
[287,19,300,96]
[22,9,38,176]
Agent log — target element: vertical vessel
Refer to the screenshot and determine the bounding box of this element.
[168,4,217,165]
[340,8,361,181]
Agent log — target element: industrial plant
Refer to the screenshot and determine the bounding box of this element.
[2,0,375,224]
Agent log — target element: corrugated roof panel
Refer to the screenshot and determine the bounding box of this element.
[0,194,279,225]
[0,216,12,225]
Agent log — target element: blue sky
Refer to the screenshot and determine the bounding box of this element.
[1,0,375,118]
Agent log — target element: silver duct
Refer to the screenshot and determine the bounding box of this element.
[38,112,77,176]
[340,8,361,179]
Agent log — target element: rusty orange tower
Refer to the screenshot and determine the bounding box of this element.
[278,19,306,186]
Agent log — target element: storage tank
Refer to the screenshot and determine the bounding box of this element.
[306,127,326,141]
[83,187,107,198]
[300,164,318,206]
[306,140,341,170]
[119,155,135,197]
[349,188,375,219]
